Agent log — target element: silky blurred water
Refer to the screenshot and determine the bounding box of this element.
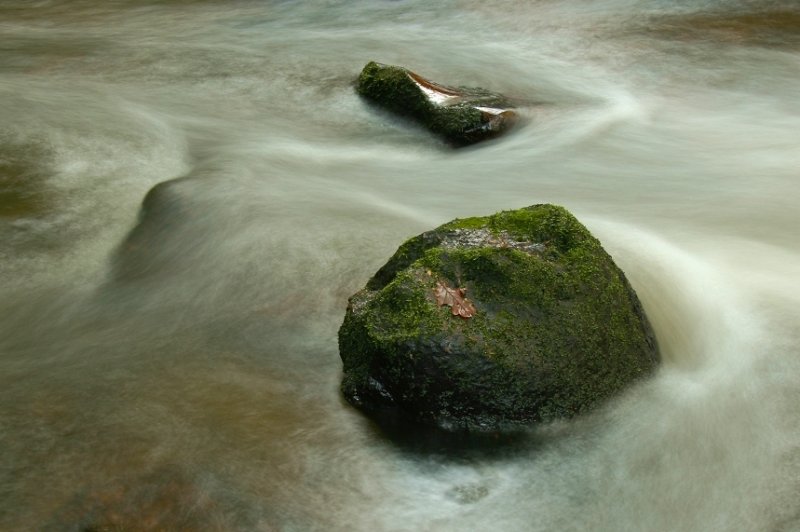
[1,1,799,530]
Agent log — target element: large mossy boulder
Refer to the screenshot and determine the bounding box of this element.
[356,61,518,147]
[339,204,659,431]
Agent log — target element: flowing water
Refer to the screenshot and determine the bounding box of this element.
[1,1,799,530]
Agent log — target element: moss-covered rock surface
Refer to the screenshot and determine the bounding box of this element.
[356,61,518,147]
[339,204,659,431]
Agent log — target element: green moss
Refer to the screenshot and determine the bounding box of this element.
[427,105,485,145]
[356,61,515,147]
[340,204,659,429]
[370,205,592,291]
[357,61,433,121]
[488,204,595,253]
[440,205,596,254]
[440,216,488,230]
[369,269,443,341]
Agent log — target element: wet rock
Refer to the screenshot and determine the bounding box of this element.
[356,61,518,146]
[339,204,659,431]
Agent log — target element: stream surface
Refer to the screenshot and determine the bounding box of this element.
[1,1,799,530]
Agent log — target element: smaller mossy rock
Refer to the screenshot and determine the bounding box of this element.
[339,204,659,431]
[356,61,518,147]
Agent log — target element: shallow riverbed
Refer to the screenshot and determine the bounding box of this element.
[1,1,799,530]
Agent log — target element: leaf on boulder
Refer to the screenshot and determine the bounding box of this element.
[434,280,477,319]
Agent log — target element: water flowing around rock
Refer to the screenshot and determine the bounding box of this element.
[1,1,799,530]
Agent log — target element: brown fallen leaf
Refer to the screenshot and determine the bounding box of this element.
[434,280,477,319]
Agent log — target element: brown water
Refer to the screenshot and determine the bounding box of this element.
[1,1,799,530]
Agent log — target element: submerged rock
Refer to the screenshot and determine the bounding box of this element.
[48,466,241,530]
[111,177,194,282]
[356,61,518,146]
[642,9,800,48]
[338,204,659,431]
[0,135,53,218]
